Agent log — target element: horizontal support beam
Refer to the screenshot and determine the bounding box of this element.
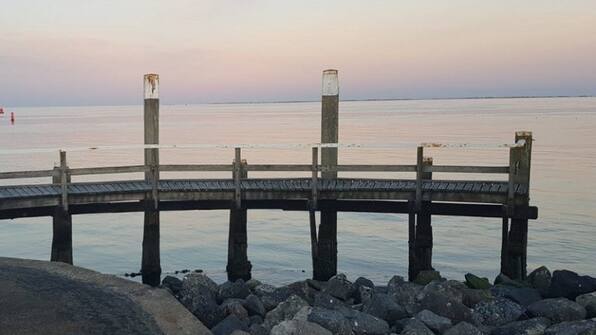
[160,164,233,172]
[69,165,147,175]
[0,170,55,179]
[0,200,537,220]
[427,165,509,174]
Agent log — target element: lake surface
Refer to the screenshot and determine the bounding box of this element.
[1,98,595,285]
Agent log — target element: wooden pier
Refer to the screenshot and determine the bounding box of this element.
[0,71,537,286]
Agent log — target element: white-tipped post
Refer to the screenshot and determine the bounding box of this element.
[322,69,339,96]
[144,74,159,100]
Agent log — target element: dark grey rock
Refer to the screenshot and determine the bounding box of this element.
[161,275,183,296]
[527,298,587,323]
[353,277,375,303]
[576,292,596,318]
[472,298,525,327]
[248,323,268,335]
[212,315,248,335]
[263,295,309,329]
[548,270,596,300]
[362,293,408,325]
[248,315,263,326]
[254,284,293,311]
[387,276,424,315]
[418,290,474,323]
[401,318,435,335]
[245,279,262,291]
[415,309,452,333]
[544,319,596,335]
[358,285,374,305]
[444,321,485,335]
[494,273,527,288]
[414,270,443,285]
[462,288,494,308]
[244,294,266,317]
[179,273,222,328]
[219,299,249,321]
[466,273,492,290]
[286,280,318,305]
[420,280,467,304]
[490,317,551,335]
[306,307,352,335]
[270,320,332,335]
[348,310,390,335]
[528,266,551,297]
[324,273,355,301]
[491,286,542,306]
[219,280,251,303]
[313,292,354,316]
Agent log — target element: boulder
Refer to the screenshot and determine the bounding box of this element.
[576,292,596,318]
[230,331,250,335]
[219,299,249,321]
[313,292,354,316]
[387,276,423,315]
[248,323,268,335]
[420,280,467,304]
[254,284,293,311]
[444,321,485,335]
[219,280,251,303]
[490,286,542,306]
[245,279,262,291]
[248,315,263,326]
[548,270,596,300]
[472,298,525,327]
[418,290,474,323]
[179,273,222,328]
[462,288,494,308]
[286,280,318,305]
[415,309,452,334]
[466,273,492,290]
[401,318,435,335]
[527,298,587,323]
[494,273,526,288]
[544,319,596,335]
[324,273,355,301]
[357,285,374,305]
[362,293,408,325]
[353,277,375,303]
[527,266,551,296]
[414,270,443,285]
[263,295,309,330]
[161,275,183,296]
[491,317,551,335]
[270,320,332,335]
[348,310,390,335]
[243,294,266,317]
[306,307,352,335]
[211,314,248,335]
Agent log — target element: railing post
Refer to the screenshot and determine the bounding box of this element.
[51,150,72,264]
[309,146,319,276]
[502,131,532,280]
[227,153,252,281]
[314,69,339,281]
[414,156,433,279]
[142,73,161,286]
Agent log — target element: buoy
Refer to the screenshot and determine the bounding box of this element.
[10,112,15,124]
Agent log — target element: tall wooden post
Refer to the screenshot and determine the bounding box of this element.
[51,150,72,264]
[227,156,252,281]
[314,69,339,281]
[502,131,532,280]
[142,74,161,286]
[414,156,434,277]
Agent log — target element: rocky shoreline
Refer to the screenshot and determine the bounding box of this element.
[160,267,596,335]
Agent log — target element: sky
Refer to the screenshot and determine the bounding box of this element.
[1,0,596,107]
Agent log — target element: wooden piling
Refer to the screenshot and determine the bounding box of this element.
[314,69,339,281]
[415,157,434,275]
[51,150,72,264]
[142,74,161,286]
[227,158,252,281]
[503,131,532,280]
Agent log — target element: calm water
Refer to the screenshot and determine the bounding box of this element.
[1,98,595,285]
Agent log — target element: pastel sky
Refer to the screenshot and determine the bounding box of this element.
[1,0,595,106]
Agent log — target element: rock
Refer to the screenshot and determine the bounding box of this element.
[245,279,262,291]
[353,277,375,303]
[414,270,443,285]
[491,317,551,335]
[576,292,596,318]
[462,288,494,308]
[418,290,474,323]
[466,273,492,290]
[544,319,596,335]
[420,280,467,304]
[528,266,551,296]
[313,292,354,316]
[444,321,485,335]
[495,273,527,288]
[491,286,542,307]
[362,293,408,325]
[415,309,452,334]
[230,331,250,335]
[357,285,374,305]
[179,273,221,327]
[254,284,293,311]
[161,275,183,296]
[286,280,318,305]
[219,280,251,303]
[270,320,332,335]
[387,276,423,315]
[244,294,266,317]
[548,270,596,300]
[219,299,250,321]
[263,295,309,330]
[249,315,263,325]
[471,298,525,327]
[306,307,352,335]
[348,310,390,335]
[401,318,435,335]
[324,273,355,301]
[212,314,248,335]
[527,298,587,323]
[248,323,268,335]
